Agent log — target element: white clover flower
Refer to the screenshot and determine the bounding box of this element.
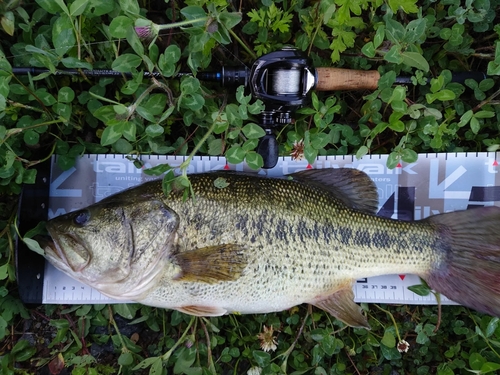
[247,366,262,375]
[291,139,305,161]
[397,339,410,353]
[257,325,278,352]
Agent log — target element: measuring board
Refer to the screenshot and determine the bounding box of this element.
[40,152,500,305]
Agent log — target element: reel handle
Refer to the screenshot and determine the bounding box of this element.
[315,67,380,91]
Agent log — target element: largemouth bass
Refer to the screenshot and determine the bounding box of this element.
[44,169,500,328]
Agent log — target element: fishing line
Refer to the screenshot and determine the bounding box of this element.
[215,42,251,70]
[4,29,254,86]
[268,69,302,95]
[2,30,193,61]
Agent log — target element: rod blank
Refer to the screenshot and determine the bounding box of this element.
[11,67,164,78]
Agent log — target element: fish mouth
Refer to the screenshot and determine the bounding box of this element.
[44,229,90,273]
[43,236,70,271]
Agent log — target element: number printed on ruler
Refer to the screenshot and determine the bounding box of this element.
[51,283,117,303]
[353,274,455,305]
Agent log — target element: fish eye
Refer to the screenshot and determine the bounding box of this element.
[73,210,90,226]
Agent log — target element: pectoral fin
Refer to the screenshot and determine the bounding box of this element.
[177,305,227,317]
[173,244,247,284]
[311,285,370,329]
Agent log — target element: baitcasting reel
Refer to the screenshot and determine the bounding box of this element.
[204,47,316,169]
[198,46,380,168]
[246,47,315,169]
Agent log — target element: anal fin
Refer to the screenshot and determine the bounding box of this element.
[310,284,370,329]
[173,244,247,284]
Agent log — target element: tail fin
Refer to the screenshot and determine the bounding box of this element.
[424,206,500,317]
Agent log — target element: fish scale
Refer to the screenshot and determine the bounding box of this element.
[44,169,500,328]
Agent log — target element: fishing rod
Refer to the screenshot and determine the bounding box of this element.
[11,47,489,168]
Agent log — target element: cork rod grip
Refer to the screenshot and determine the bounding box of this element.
[315,67,380,91]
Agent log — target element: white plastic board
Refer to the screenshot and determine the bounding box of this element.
[44,153,500,305]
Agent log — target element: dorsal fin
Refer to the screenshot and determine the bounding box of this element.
[289,168,379,214]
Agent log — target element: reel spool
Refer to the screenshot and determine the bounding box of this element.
[268,68,302,95]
